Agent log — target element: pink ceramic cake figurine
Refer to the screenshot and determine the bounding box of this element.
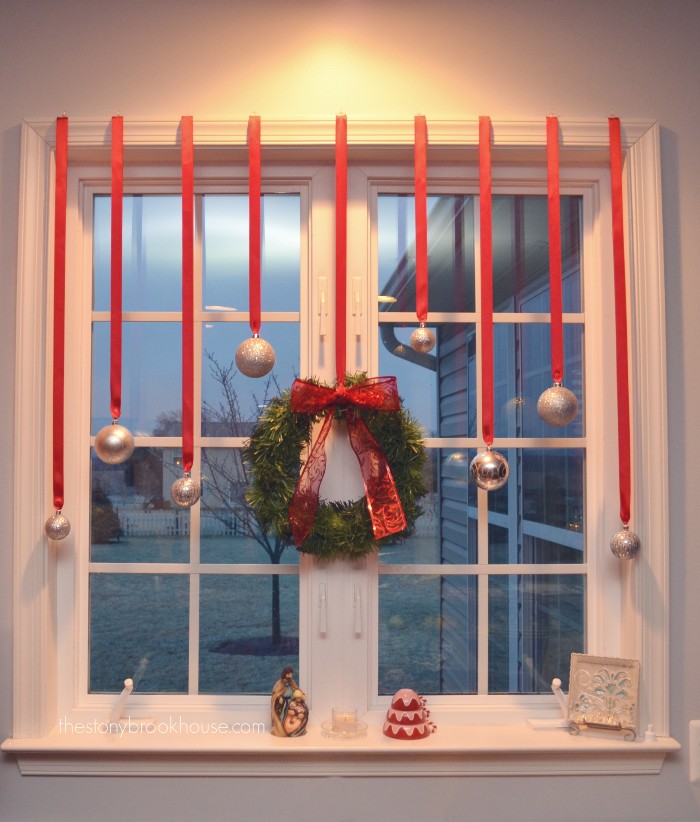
[383,688,437,740]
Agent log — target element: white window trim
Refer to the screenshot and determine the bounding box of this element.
[3,118,677,776]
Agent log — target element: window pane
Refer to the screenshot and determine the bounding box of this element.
[488,574,585,693]
[199,575,299,694]
[378,322,476,438]
[379,574,477,695]
[492,195,582,313]
[487,449,585,564]
[378,194,475,313]
[90,447,189,563]
[92,322,182,436]
[202,194,300,312]
[202,322,300,433]
[200,447,298,564]
[93,195,182,312]
[379,448,477,565]
[89,573,189,693]
[494,323,584,439]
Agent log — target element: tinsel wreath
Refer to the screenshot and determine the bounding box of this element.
[244,373,427,560]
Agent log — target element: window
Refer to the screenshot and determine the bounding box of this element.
[5,119,676,775]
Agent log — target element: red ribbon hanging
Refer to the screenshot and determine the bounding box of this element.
[248,115,262,335]
[110,115,124,420]
[52,116,68,511]
[414,115,428,323]
[479,116,494,446]
[287,376,407,547]
[335,115,348,384]
[181,116,194,473]
[609,117,631,526]
[546,116,564,384]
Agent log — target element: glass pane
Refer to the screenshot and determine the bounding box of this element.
[378,322,475,438]
[487,449,585,564]
[488,574,585,693]
[199,575,299,694]
[200,447,298,564]
[492,195,582,313]
[90,447,189,563]
[202,194,301,312]
[378,194,475,313]
[378,574,477,694]
[89,573,189,693]
[495,323,584,439]
[94,195,182,312]
[379,448,477,565]
[201,322,300,433]
[92,322,181,436]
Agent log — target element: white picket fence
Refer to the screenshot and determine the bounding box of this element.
[117,509,240,538]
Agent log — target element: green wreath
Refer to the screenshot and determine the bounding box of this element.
[244,372,427,560]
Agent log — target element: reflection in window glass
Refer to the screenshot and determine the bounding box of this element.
[200,448,298,565]
[90,447,189,563]
[494,323,584,439]
[89,573,189,693]
[202,194,301,312]
[92,322,181,436]
[199,575,299,693]
[94,195,182,312]
[486,449,585,564]
[492,195,582,313]
[488,574,585,693]
[379,575,477,695]
[378,195,475,313]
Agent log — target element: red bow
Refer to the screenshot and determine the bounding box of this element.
[288,376,407,548]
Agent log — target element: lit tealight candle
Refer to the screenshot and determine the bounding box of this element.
[332,706,358,732]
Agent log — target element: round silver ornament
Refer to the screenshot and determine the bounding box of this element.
[94,421,135,465]
[235,334,275,378]
[470,447,510,491]
[45,511,71,541]
[171,472,201,508]
[610,525,641,560]
[537,383,579,428]
[410,324,436,354]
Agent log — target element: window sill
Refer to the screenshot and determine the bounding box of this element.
[2,723,680,777]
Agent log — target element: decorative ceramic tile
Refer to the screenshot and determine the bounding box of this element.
[567,654,640,732]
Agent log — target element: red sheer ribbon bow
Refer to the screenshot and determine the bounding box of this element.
[288,376,408,547]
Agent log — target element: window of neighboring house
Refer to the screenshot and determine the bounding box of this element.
[5,120,675,777]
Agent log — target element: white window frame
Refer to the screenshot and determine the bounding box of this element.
[3,119,677,776]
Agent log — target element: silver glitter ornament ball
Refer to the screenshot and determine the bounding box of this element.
[235,334,275,378]
[610,526,641,560]
[470,447,510,491]
[171,473,201,508]
[537,384,579,428]
[45,511,71,541]
[94,422,135,465]
[410,325,436,354]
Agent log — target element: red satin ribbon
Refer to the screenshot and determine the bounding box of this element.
[52,116,68,510]
[288,376,407,547]
[248,115,261,335]
[335,115,348,384]
[479,116,494,446]
[414,115,428,323]
[110,115,124,420]
[609,118,631,525]
[547,116,564,384]
[181,116,194,473]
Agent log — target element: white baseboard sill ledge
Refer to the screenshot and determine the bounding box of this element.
[2,723,680,777]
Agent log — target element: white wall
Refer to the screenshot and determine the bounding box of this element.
[1,1,699,819]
